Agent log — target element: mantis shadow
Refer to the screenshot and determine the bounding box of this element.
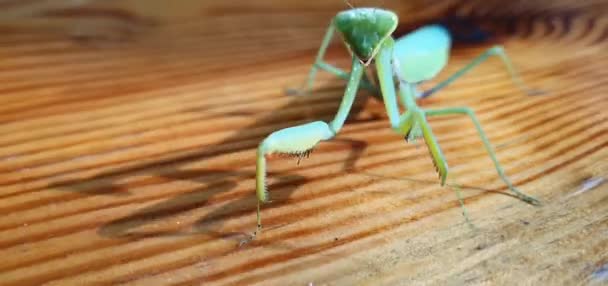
[55,85,373,240]
[97,170,307,241]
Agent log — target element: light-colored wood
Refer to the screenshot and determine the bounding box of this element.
[0,1,606,285]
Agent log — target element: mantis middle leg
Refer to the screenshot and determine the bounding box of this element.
[424,106,541,205]
[300,21,376,94]
[420,46,541,99]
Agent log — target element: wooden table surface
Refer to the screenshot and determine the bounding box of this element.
[0,1,606,285]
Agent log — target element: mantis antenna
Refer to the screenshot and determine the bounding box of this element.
[343,0,388,13]
[343,0,355,9]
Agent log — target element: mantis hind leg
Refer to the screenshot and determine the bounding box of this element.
[400,110,478,226]
[420,46,542,99]
[424,107,541,205]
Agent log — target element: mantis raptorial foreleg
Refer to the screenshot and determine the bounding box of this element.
[419,46,541,99]
[253,57,365,237]
[424,107,541,205]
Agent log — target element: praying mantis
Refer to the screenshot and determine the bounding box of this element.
[252,7,541,238]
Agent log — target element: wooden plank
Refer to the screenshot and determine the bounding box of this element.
[0,1,606,285]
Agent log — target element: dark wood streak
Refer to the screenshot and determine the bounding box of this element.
[0,0,41,9]
[39,7,154,25]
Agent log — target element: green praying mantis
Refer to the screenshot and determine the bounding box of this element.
[252,7,541,238]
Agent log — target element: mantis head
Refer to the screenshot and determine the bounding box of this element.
[334,8,398,65]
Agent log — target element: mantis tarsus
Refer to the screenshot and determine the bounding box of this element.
[252,7,541,239]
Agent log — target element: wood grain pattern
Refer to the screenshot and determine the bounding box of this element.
[0,1,606,285]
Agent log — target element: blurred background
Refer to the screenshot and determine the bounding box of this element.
[1,0,606,44]
[0,1,606,285]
